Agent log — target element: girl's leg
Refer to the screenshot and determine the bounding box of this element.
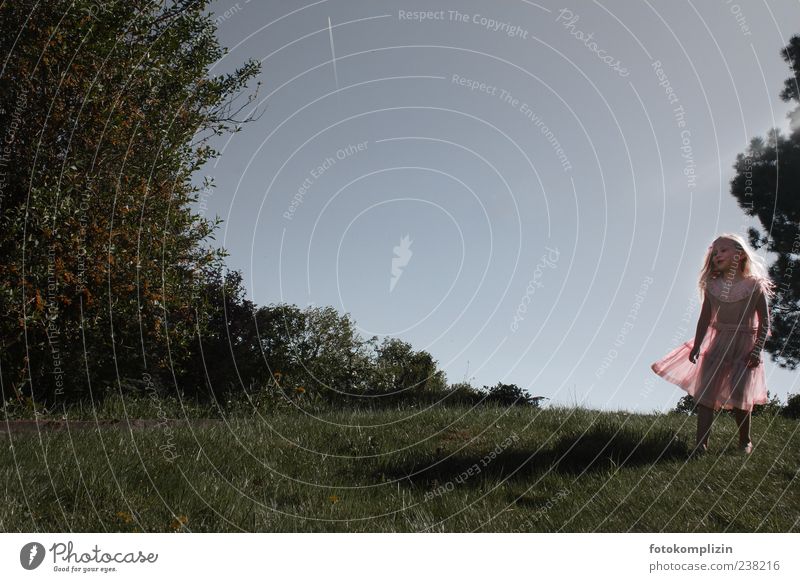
[695,404,714,451]
[733,408,752,447]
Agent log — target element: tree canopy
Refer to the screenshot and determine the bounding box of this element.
[0,0,260,406]
[730,33,800,370]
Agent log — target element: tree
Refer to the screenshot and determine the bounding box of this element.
[730,34,800,369]
[372,338,447,395]
[181,268,264,401]
[254,303,309,383]
[253,304,378,400]
[0,1,260,406]
[296,306,377,397]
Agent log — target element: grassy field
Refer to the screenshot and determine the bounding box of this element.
[1,399,798,532]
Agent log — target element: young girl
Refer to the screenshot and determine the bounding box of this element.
[651,233,775,456]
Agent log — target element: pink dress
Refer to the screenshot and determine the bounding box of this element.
[651,275,771,412]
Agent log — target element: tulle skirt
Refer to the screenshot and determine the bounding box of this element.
[651,322,768,412]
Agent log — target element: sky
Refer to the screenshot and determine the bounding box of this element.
[197,0,800,413]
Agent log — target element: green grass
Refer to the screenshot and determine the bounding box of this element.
[1,402,798,532]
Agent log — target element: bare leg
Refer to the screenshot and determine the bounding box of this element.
[695,404,714,452]
[733,408,752,447]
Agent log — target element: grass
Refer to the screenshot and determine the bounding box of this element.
[1,399,798,532]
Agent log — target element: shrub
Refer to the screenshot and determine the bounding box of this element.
[672,395,697,415]
[481,382,543,407]
[782,392,800,419]
[674,392,785,417]
[752,391,784,416]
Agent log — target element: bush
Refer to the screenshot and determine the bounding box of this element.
[782,392,800,419]
[480,382,543,407]
[752,391,784,416]
[672,395,697,415]
[674,391,786,417]
[365,338,446,395]
[440,382,485,406]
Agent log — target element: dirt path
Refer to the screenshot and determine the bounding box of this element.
[0,418,224,436]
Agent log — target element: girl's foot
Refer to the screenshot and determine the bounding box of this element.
[738,441,753,455]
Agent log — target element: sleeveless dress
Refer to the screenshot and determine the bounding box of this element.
[650,275,771,412]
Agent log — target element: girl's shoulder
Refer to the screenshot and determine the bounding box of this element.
[751,274,777,300]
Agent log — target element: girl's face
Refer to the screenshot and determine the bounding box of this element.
[710,239,744,274]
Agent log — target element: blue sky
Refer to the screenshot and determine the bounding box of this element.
[198,0,800,412]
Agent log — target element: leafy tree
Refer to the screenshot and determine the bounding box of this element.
[253,304,378,400]
[730,34,800,369]
[0,1,260,407]
[254,303,309,383]
[298,307,380,399]
[372,338,447,395]
[192,298,453,408]
[182,268,265,401]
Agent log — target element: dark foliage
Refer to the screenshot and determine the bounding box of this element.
[481,382,544,407]
[730,34,800,369]
[782,392,800,419]
[672,391,787,417]
[0,1,261,408]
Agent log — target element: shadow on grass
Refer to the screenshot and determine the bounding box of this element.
[377,424,690,489]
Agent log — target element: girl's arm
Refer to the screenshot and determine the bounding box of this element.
[752,291,771,356]
[690,291,712,362]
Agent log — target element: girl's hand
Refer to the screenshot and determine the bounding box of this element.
[745,353,762,368]
[688,345,700,364]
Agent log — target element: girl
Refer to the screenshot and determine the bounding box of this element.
[651,233,775,456]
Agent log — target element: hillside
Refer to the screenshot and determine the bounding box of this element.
[2,403,797,532]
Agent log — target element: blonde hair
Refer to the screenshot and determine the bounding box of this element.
[698,232,775,300]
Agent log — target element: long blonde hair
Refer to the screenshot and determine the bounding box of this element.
[698,232,775,300]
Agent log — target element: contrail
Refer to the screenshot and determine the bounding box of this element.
[327,17,339,89]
